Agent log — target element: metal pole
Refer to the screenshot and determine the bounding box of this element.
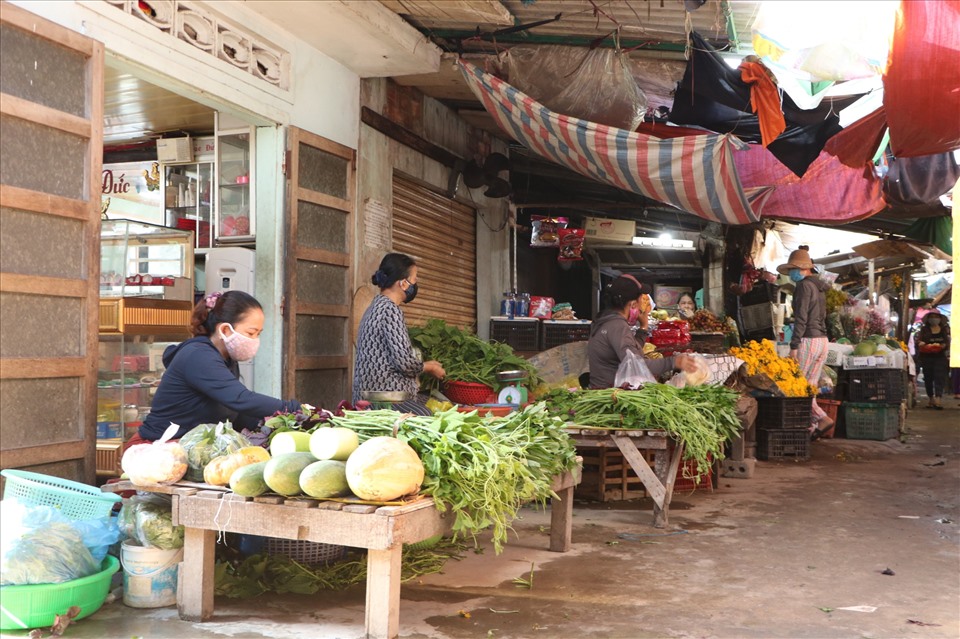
[867,259,876,307]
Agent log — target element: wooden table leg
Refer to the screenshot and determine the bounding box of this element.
[365,546,402,639]
[549,485,573,552]
[177,527,215,621]
[652,443,684,529]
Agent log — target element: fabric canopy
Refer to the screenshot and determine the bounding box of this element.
[458,60,764,225]
[734,145,885,223]
[670,32,858,178]
[884,0,960,157]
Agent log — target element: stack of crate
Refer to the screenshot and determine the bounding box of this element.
[841,356,905,441]
[754,396,812,461]
[574,448,714,502]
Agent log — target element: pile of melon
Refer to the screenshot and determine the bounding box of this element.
[202,428,424,502]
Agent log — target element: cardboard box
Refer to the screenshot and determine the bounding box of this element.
[157,137,194,163]
[583,217,635,244]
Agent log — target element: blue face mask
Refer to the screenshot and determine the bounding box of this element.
[789,268,805,283]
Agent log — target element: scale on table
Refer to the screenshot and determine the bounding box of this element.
[359,390,413,410]
[495,369,529,405]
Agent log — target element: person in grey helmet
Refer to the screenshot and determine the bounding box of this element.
[353,253,445,415]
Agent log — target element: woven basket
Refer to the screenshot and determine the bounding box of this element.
[443,381,494,405]
[264,538,346,567]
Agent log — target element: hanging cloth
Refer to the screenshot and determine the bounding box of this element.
[739,60,786,148]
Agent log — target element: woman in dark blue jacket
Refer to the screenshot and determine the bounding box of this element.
[132,291,301,445]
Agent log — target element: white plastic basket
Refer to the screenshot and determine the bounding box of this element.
[842,351,905,370]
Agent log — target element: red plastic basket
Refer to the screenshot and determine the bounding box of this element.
[443,381,494,405]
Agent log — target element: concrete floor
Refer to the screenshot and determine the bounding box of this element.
[4,399,958,639]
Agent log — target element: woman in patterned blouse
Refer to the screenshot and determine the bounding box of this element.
[353,253,445,415]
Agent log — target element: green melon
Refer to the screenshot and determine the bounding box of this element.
[836,337,852,345]
[263,452,317,496]
[852,341,877,356]
[309,427,359,461]
[229,461,269,497]
[886,339,901,350]
[299,460,351,499]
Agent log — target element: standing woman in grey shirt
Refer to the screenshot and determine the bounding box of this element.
[353,253,445,415]
[778,247,833,437]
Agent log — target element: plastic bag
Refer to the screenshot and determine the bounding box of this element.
[678,354,711,387]
[529,296,555,319]
[614,350,657,389]
[558,228,585,261]
[0,501,100,585]
[118,494,183,550]
[179,420,249,482]
[530,216,567,247]
[122,423,188,486]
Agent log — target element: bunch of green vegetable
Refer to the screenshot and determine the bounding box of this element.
[329,404,577,553]
[409,318,540,389]
[541,385,741,479]
[214,538,466,598]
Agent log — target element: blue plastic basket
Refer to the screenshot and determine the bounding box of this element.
[1,469,121,520]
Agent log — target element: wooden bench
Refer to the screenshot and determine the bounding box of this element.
[105,460,580,639]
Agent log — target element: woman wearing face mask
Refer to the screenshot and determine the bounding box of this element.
[353,253,445,416]
[587,276,697,389]
[676,292,697,319]
[777,247,833,437]
[130,290,301,446]
[916,310,950,409]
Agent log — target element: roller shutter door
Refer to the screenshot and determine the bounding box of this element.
[392,175,476,329]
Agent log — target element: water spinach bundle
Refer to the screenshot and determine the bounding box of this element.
[542,385,741,478]
[329,404,577,553]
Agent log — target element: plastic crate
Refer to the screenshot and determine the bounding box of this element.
[0,556,119,630]
[842,351,905,370]
[489,317,540,352]
[443,381,494,405]
[757,428,810,461]
[845,368,904,403]
[0,469,122,520]
[540,320,592,351]
[674,457,714,493]
[817,399,842,438]
[264,538,346,567]
[843,403,901,441]
[756,397,813,430]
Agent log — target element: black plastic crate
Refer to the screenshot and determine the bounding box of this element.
[845,368,904,403]
[756,397,813,430]
[489,318,540,352]
[540,321,592,351]
[757,428,810,461]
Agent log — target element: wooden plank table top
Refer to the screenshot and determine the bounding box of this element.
[105,457,582,639]
[563,427,682,528]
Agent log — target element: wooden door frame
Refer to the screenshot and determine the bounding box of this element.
[282,127,356,398]
[0,2,104,480]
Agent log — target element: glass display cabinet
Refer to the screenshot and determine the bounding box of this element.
[216,128,255,242]
[97,219,195,476]
[163,160,214,251]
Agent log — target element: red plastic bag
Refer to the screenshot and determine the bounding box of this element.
[529,296,555,319]
[558,228,585,261]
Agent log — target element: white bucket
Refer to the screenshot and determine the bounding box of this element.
[120,540,182,608]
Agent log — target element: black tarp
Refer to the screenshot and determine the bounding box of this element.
[669,32,860,178]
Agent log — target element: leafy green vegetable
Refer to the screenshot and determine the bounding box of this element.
[540,385,741,478]
[409,319,541,390]
[135,504,184,550]
[1,522,100,585]
[179,421,249,482]
[330,404,578,553]
[214,538,466,597]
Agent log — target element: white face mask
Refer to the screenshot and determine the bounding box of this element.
[219,323,260,361]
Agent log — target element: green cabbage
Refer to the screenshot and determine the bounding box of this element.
[135,504,184,550]
[179,421,249,482]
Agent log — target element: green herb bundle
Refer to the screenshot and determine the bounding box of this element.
[329,404,577,553]
[542,385,741,478]
[409,318,540,389]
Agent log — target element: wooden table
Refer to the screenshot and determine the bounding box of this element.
[105,461,580,639]
[564,428,683,528]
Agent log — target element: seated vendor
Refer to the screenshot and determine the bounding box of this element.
[676,292,697,319]
[129,291,302,449]
[587,276,698,389]
[353,253,445,416]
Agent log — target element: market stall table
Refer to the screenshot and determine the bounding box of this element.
[103,461,580,639]
[564,427,685,527]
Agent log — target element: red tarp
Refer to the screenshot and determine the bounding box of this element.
[884,0,960,157]
[734,145,885,223]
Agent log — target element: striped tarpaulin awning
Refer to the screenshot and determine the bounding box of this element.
[459,60,765,225]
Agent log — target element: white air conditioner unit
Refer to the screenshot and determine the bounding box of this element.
[156,137,194,163]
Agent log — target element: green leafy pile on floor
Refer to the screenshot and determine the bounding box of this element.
[214,538,466,598]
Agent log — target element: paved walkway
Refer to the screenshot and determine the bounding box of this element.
[5,400,957,639]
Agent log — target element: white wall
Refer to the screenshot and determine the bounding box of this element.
[9,0,360,149]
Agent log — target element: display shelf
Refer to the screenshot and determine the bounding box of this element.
[216,126,255,242]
